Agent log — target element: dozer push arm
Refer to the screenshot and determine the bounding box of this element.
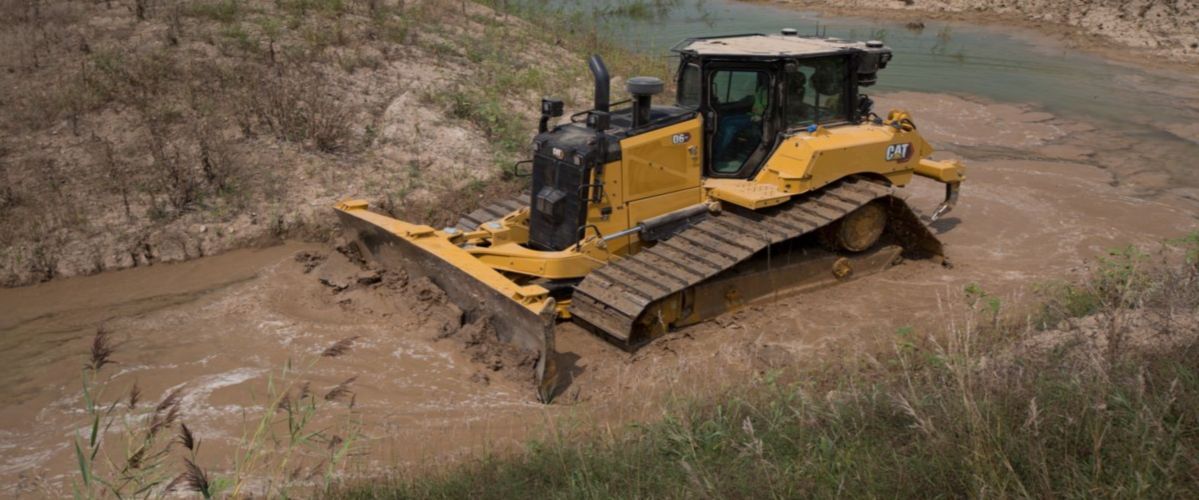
[913,158,965,221]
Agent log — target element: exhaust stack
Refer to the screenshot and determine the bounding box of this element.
[588,55,610,113]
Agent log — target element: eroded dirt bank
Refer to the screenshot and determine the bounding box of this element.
[770,0,1199,65]
[2,90,1196,494]
[0,0,602,288]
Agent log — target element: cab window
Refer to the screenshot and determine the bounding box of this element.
[677,63,701,108]
[784,56,848,128]
[709,69,769,174]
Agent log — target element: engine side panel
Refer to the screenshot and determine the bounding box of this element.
[621,118,704,202]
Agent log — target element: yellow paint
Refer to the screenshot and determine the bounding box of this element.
[468,241,609,279]
[751,120,923,197]
[626,187,704,250]
[914,158,966,183]
[334,204,553,313]
[622,118,703,202]
[584,159,633,255]
[703,178,790,209]
[336,107,966,320]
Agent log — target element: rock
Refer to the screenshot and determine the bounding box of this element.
[356,270,383,286]
[294,251,327,274]
[319,274,351,291]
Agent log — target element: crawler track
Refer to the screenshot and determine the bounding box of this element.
[569,178,943,342]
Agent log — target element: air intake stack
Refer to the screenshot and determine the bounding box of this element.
[627,76,664,129]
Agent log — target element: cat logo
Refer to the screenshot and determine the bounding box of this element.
[885,142,913,163]
[671,132,691,145]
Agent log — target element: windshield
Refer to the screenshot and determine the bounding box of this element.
[784,56,849,128]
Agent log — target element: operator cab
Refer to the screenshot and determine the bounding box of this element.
[672,32,892,178]
[525,32,891,252]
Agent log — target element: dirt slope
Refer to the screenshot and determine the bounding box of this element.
[0,0,588,287]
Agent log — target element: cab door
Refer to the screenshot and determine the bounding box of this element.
[705,66,773,178]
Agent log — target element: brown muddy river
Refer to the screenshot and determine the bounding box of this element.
[2,90,1197,495]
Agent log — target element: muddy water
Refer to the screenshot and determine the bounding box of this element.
[0,243,562,494]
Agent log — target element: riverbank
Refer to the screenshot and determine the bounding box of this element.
[0,0,660,287]
[760,0,1199,68]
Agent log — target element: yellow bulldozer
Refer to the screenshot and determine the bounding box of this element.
[336,32,964,402]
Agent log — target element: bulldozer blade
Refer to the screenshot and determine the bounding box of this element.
[334,201,561,403]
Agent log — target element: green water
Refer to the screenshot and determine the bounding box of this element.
[537,0,1199,176]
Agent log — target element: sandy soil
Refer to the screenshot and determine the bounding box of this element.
[769,0,1199,67]
[1,89,1196,495]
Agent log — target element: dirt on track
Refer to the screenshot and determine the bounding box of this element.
[1,91,1196,494]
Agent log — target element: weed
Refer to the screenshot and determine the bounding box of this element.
[1031,244,1161,330]
[1169,231,1199,267]
[432,84,526,156]
[280,0,351,17]
[228,338,364,496]
[220,23,258,53]
[337,49,382,73]
[0,159,16,212]
[187,0,246,24]
[964,282,1003,331]
[1033,280,1101,328]
[378,17,410,44]
[146,122,201,213]
[246,69,353,153]
[69,327,365,497]
[71,328,190,498]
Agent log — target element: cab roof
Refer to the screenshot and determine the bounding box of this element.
[672,33,875,58]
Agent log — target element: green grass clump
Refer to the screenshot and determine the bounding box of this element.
[187,0,248,24]
[1033,244,1162,330]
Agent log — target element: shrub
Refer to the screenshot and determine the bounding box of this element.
[247,69,354,153]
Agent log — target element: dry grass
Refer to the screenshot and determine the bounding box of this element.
[70,329,366,497]
[1,0,645,287]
